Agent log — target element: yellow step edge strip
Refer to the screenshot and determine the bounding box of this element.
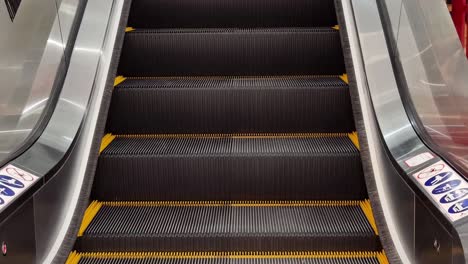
[360,199,379,235]
[348,132,360,150]
[101,200,361,207]
[116,133,349,139]
[377,252,390,264]
[340,74,349,84]
[78,201,103,237]
[70,251,386,260]
[100,133,116,154]
[332,25,340,30]
[65,251,82,264]
[114,76,127,87]
[125,27,135,32]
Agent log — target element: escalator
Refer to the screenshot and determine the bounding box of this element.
[66,1,387,263]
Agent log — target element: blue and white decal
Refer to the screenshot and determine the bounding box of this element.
[0,185,15,197]
[425,172,452,187]
[0,175,24,189]
[440,188,468,204]
[413,160,468,222]
[448,199,468,214]
[432,180,462,195]
[0,165,39,212]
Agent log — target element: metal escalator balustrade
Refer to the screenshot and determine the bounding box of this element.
[67,0,387,263]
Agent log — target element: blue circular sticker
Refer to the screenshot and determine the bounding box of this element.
[448,199,468,214]
[0,184,15,196]
[432,180,462,195]
[440,188,468,204]
[425,172,452,187]
[0,175,24,189]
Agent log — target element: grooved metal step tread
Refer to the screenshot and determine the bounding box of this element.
[127,28,339,33]
[67,252,388,264]
[93,135,366,201]
[107,76,355,134]
[76,201,381,252]
[118,28,344,77]
[118,76,347,88]
[127,0,337,28]
[101,134,358,155]
[108,76,353,134]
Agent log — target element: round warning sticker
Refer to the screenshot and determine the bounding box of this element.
[425,172,452,187]
[0,175,24,189]
[440,188,468,204]
[416,164,445,179]
[448,199,468,214]
[432,180,462,195]
[0,184,15,197]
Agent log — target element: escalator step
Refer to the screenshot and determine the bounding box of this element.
[76,201,381,252]
[118,28,345,77]
[107,76,354,134]
[71,252,387,264]
[128,0,337,28]
[92,135,365,201]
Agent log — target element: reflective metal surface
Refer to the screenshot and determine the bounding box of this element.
[12,0,114,176]
[0,0,82,165]
[0,0,123,262]
[341,1,414,262]
[383,0,468,178]
[0,0,84,214]
[347,0,468,262]
[31,0,124,262]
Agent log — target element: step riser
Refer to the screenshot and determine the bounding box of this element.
[77,236,380,252]
[128,0,337,28]
[107,85,354,134]
[118,30,345,77]
[93,155,365,201]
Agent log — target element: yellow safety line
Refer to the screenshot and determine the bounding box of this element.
[76,251,383,259]
[340,74,349,84]
[332,25,340,30]
[116,133,349,139]
[78,201,103,237]
[125,27,135,32]
[114,76,127,86]
[101,200,361,207]
[377,252,390,264]
[100,134,116,154]
[65,251,82,264]
[360,200,379,235]
[348,132,360,150]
